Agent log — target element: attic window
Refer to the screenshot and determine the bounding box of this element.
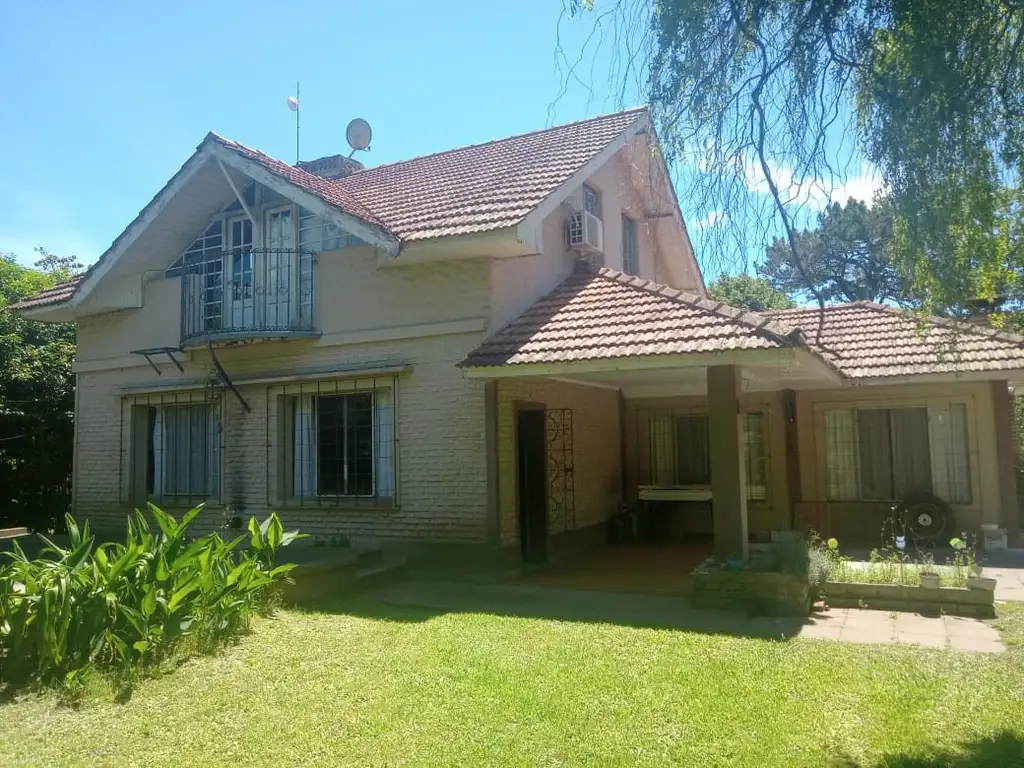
[166,221,223,277]
[224,183,256,212]
[583,184,601,220]
[298,208,366,251]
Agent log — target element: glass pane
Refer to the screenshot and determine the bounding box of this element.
[675,415,710,485]
[890,407,932,498]
[857,409,893,500]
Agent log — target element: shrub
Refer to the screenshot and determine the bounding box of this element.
[0,504,304,691]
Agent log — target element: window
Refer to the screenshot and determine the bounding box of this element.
[648,412,768,500]
[128,400,220,502]
[824,404,971,503]
[299,208,365,252]
[621,215,638,275]
[287,386,395,501]
[583,184,601,219]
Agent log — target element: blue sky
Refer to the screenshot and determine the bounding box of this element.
[0,1,874,275]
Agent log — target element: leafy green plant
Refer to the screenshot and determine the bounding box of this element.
[0,505,305,691]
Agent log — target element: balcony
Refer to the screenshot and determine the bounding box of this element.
[180,247,316,345]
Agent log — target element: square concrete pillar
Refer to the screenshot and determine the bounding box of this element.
[708,365,749,560]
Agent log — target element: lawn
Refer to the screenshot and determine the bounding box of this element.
[1,599,1022,767]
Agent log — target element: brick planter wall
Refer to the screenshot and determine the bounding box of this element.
[824,581,995,618]
[691,564,811,616]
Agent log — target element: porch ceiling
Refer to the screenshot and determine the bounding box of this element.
[547,347,838,398]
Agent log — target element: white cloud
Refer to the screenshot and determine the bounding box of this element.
[741,158,883,210]
[696,210,728,229]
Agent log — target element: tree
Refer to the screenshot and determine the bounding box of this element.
[759,199,902,305]
[0,250,80,530]
[563,1,1024,315]
[707,273,795,311]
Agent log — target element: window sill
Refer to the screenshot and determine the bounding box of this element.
[276,498,398,512]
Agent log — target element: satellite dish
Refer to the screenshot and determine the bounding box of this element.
[346,118,372,152]
[286,96,299,112]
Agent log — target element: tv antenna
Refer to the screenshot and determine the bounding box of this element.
[346,118,372,157]
[287,81,300,163]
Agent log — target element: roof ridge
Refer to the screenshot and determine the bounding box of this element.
[333,106,649,180]
[594,267,802,346]
[858,301,1024,345]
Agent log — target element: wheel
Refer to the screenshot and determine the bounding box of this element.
[896,492,951,542]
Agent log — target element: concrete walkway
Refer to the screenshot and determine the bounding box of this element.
[982,549,1024,602]
[364,580,1006,653]
[800,607,1004,652]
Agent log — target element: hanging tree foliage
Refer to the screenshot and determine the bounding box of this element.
[563,0,1024,316]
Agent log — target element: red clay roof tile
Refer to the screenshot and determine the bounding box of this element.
[460,266,797,368]
[766,302,1024,379]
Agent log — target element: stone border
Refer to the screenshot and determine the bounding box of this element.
[824,581,994,618]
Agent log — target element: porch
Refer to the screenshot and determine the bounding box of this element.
[463,267,1023,566]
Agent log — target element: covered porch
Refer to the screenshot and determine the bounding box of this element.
[462,266,1024,576]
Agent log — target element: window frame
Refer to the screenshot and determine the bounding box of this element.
[821,400,973,504]
[644,408,770,502]
[621,214,638,275]
[269,377,399,508]
[123,394,222,506]
[583,183,602,220]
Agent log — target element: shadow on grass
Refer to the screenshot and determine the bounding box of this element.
[291,581,817,641]
[829,730,1024,767]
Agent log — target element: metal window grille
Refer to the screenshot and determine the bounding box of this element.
[583,184,601,219]
[621,214,638,275]
[120,392,222,506]
[265,376,398,507]
[640,409,768,500]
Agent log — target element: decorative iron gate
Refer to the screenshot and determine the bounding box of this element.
[546,408,575,532]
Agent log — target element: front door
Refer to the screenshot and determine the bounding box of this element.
[517,408,548,562]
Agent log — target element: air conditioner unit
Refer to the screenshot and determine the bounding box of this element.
[567,210,604,254]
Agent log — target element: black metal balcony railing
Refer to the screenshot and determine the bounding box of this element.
[180,248,315,342]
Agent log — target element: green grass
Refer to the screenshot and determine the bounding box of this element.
[1,601,1023,767]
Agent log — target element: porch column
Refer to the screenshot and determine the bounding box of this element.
[708,365,748,560]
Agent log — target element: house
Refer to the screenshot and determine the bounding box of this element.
[13,107,1023,573]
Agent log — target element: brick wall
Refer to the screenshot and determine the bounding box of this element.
[73,248,494,547]
[495,379,622,546]
[75,333,489,544]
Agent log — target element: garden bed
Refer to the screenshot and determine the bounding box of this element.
[824,580,995,617]
[691,558,811,616]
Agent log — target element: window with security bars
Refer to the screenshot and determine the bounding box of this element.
[267,378,396,505]
[824,404,971,503]
[646,411,768,500]
[621,215,638,275]
[123,394,221,504]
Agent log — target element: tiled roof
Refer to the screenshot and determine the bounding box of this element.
[8,274,85,311]
[13,108,648,312]
[332,108,648,241]
[460,266,801,368]
[766,302,1024,379]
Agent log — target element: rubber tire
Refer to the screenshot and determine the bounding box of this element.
[896,491,952,542]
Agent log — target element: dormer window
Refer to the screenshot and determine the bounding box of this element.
[583,184,601,220]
